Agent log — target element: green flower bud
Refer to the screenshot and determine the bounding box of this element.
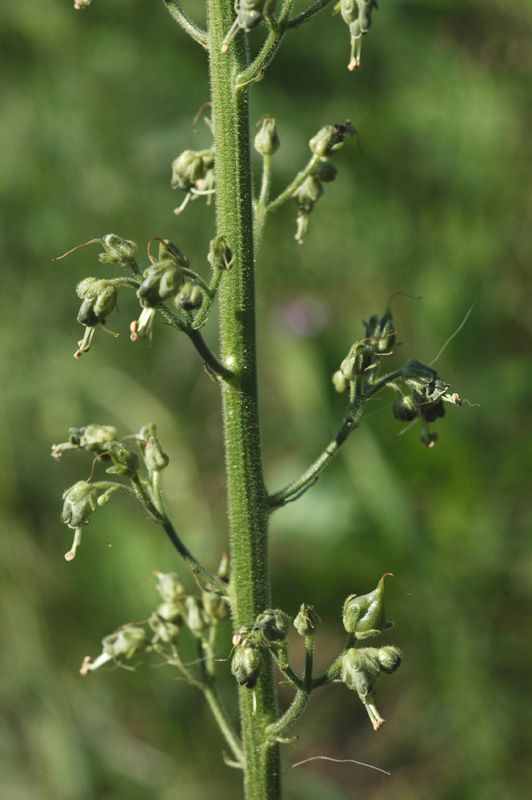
[73,278,119,358]
[171,150,207,192]
[342,574,394,639]
[221,1,277,53]
[216,552,230,581]
[340,647,385,730]
[309,121,355,158]
[138,424,169,472]
[293,603,321,637]
[231,643,263,688]
[80,624,147,675]
[392,394,419,423]
[254,116,280,156]
[208,235,234,272]
[156,601,183,622]
[254,608,291,643]
[98,234,137,265]
[363,307,396,354]
[105,441,139,477]
[137,260,182,307]
[377,645,402,674]
[175,281,204,311]
[155,572,185,603]
[340,342,375,381]
[184,596,209,638]
[149,612,180,644]
[61,481,98,529]
[294,175,323,212]
[202,590,228,620]
[51,424,117,460]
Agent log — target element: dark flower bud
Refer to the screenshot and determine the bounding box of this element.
[315,162,338,183]
[80,624,147,675]
[401,359,439,393]
[208,235,234,271]
[184,596,209,638]
[137,260,183,307]
[309,121,355,158]
[155,572,185,603]
[255,116,280,156]
[419,397,445,423]
[231,643,263,688]
[254,608,291,643]
[392,394,419,422]
[343,574,394,639]
[138,424,169,472]
[293,603,321,637]
[363,307,396,354]
[175,281,204,311]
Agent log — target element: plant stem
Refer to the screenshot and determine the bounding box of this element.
[208,3,280,799]
[287,0,336,30]
[267,153,321,213]
[162,1,209,49]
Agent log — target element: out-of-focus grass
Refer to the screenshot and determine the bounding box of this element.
[1,1,531,798]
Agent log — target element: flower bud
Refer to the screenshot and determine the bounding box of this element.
[392,394,419,423]
[156,601,183,622]
[216,552,230,581]
[231,643,263,688]
[184,596,209,638]
[171,150,207,192]
[51,424,117,460]
[377,645,402,674]
[105,441,139,476]
[137,260,183,307]
[293,603,321,637]
[332,369,349,394]
[294,175,323,212]
[342,574,394,639]
[208,235,234,272]
[76,278,117,325]
[74,0,92,9]
[175,281,203,311]
[363,307,396,354]
[255,116,280,156]
[155,238,190,268]
[340,647,384,730]
[309,121,355,158]
[138,424,169,472]
[155,572,185,603]
[202,590,228,620]
[61,481,98,529]
[80,624,148,675]
[315,162,337,183]
[419,397,445,423]
[340,342,375,381]
[98,234,137,265]
[149,612,180,644]
[255,608,291,643]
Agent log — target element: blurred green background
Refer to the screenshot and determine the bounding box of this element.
[1,1,531,798]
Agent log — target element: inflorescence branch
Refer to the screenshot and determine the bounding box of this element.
[162,1,209,49]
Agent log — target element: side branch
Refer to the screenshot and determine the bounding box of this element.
[287,0,336,30]
[162,1,209,49]
[235,0,295,91]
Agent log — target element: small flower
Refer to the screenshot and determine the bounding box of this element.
[340,644,402,730]
[74,278,118,358]
[255,116,280,156]
[61,480,98,561]
[80,624,147,675]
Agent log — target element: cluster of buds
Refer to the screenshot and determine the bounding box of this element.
[295,122,355,244]
[81,571,228,675]
[231,608,290,688]
[130,239,203,341]
[221,0,277,53]
[337,0,379,71]
[55,234,138,358]
[340,575,402,729]
[333,304,395,393]
[171,148,215,215]
[54,423,171,560]
[393,360,462,447]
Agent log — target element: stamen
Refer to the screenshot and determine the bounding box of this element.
[65,527,82,561]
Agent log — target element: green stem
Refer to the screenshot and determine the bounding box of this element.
[235,1,294,91]
[193,270,224,329]
[268,400,364,510]
[254,154,273,245]
[266,153,320,213]
[162,1,209,49]
[208,3,280,798]
[312,634,354,688]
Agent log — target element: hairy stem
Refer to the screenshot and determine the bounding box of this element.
[162,1,209,49]
[208,3,280,798]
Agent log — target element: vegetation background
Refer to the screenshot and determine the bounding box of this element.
[1,1,530,798]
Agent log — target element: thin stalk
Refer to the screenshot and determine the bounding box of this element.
[254,153,273,245]
[235,1,294,91]
[267,154,320,213]
[208,3,280,799]
[162,1,209,49]
[287,0,336,30]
